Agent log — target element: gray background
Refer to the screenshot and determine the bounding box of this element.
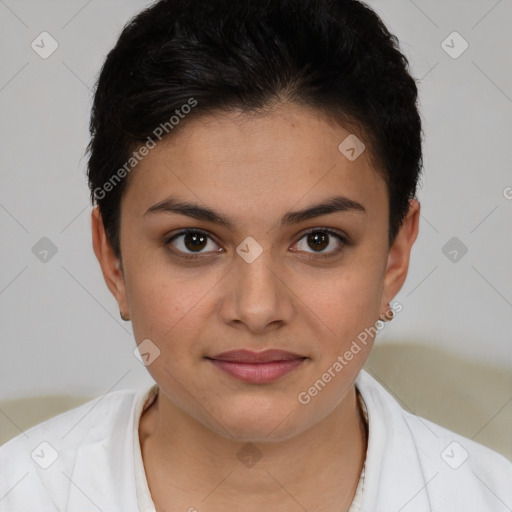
[1,0,511,411]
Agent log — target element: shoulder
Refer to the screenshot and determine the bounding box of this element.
[403,409,512,505]
[356,369,512,509]
[0,388,141,512]
[0,387,138,454]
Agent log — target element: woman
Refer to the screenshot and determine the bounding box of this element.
[1,0,511,510]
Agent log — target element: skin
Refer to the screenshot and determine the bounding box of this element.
[91,101,420,511]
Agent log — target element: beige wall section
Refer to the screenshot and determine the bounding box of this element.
[364,343,512,461]
[0,395,93,447]
[1,343,511,462]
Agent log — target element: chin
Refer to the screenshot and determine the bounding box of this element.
[207,402,306,443]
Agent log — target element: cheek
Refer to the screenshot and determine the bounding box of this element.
[304,262,382,343]
[125,232,385,352]
[125,261,212,347]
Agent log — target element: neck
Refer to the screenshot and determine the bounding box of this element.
[139,385,368,511]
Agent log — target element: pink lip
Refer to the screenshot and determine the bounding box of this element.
[207,349,307,384]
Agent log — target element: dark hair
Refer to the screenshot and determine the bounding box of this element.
[87,0,423,260]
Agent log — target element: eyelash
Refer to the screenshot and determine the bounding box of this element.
[164,227,348,261]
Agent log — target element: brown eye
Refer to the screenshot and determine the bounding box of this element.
[183,231,208,251]
[293,228,347,258]
[165,229,221,259]
[306,232,329,251]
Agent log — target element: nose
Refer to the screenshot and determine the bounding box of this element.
[219,249,294,334]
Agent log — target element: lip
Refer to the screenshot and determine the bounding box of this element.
[207,349,307,384]
[210,349,305,363]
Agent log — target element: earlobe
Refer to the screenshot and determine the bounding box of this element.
[90,206,130,315]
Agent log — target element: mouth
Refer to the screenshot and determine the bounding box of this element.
[205,349,308,384]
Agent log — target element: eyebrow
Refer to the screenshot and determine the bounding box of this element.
[143,194,366,229]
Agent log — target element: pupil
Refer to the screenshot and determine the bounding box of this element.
[309,232,328,251]
[185,232,207,251]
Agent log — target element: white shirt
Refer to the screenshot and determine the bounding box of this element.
[1,369,511,511]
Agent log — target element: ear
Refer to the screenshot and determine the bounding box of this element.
[91,205,130,318]
[380,198,420,310]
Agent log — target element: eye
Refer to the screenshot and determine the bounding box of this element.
[165,229,222,259]
[291,228,348,258]
[164,227,348,261]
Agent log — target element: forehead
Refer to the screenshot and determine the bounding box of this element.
[121,102,388,227]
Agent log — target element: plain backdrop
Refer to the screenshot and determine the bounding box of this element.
[1,0,511,417]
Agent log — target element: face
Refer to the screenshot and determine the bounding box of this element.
[92,101,419,441]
